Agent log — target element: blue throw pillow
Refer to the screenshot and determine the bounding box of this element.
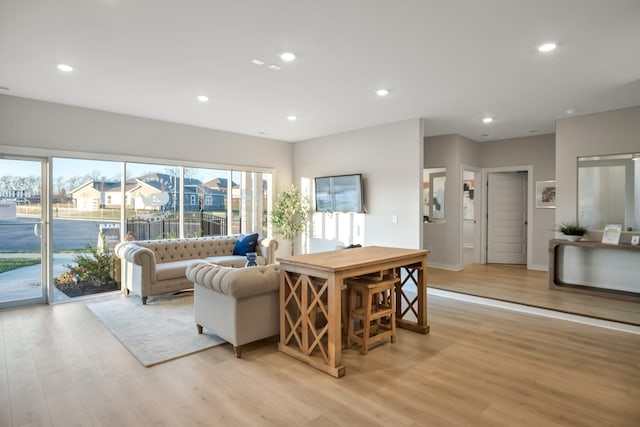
[233,233,259,256]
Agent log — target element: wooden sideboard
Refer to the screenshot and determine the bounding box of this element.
[548,239,640,301]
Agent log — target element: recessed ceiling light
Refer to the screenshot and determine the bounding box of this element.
[196,95,209,102]
[537,42,557,52]
[57,64,74,72]
[280,52,296,62]
[480,134,489,137]
[268,64,281,70]
[287,115,297,121]
[565,108,576,115]
[529,130,539,133]
[482,117,494,124]
[251,59,265,66]
[376,89,389,97]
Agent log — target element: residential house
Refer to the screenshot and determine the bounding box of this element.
[69,180,121,210]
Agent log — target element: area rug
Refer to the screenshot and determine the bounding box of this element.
[87,293,225,367]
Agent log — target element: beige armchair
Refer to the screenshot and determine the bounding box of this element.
[186,262,280,357]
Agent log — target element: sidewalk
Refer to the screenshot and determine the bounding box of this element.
[0,253,78,303]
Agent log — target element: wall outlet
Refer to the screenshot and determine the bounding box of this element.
[392,215,398,224]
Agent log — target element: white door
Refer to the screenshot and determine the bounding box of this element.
[487,172,527,264]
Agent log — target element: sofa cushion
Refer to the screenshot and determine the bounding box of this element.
[155,259,201,281]
[203,255,266,268]
[186,262,279,299]
[232,233,259,256]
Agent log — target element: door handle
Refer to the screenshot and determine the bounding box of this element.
[33,223,41,237]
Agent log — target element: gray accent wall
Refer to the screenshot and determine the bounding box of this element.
[481,134,556,270]
[424,133,555,270]
[423,134,480,269]
[556,106,640,240]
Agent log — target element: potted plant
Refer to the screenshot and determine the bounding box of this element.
[270,185,311,255]
[555,220,588,241]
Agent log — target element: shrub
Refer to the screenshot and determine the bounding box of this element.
[56,233,118,286]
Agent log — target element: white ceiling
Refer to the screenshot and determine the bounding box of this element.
[1,0,639,143]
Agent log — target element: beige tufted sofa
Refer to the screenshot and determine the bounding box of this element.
[186,262,280,357]
[115,235,278,304]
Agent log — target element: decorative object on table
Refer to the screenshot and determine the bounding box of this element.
[86,293,224,367]
[270,184,311,255]
[602,224,622,245]
[631,235,640,246]
[555,220,588,241]
[245,251,258,266]
[535,180,556,208]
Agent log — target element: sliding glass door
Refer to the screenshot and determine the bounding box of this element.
[0,157,48,309]
[1,153,274,309]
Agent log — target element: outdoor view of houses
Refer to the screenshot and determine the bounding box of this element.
[0,157,272,306]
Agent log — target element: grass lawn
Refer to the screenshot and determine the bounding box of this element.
[0,258,42,274]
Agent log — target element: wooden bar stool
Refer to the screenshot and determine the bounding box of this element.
[345,275,398,355]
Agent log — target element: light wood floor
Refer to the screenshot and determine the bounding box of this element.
[1,293,639,427]
[428,264,640,326]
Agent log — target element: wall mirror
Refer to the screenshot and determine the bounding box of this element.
[578,153,640,231]
[423,168,446,223]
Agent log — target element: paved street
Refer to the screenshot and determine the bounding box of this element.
[0,217,117,251]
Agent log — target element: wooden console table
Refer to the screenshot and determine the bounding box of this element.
[278,246,430,378]
[549,239,640,301]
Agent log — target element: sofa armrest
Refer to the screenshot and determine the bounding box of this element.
[187,262,280,299]
[115,242,157,283]
[257,238,278,264]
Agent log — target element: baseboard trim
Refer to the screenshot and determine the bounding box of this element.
[528,264,548,272]
[427,288,640,335]
[428,262,463,271]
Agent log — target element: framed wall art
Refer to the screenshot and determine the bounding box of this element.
[535,180,556,208]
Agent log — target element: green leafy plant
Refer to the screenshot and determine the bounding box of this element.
[270,185,311,255]
[555,220,589,236]
[56,233,118,286]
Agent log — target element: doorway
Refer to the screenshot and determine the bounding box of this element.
[0,156,48,309]
[486,171,528,264]
[461,167,481,265]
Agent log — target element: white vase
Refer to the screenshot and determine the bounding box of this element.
[563,234,582,242]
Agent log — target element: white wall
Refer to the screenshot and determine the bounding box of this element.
[0,95,293,255]
[480,134,555,269]
[293,119,424,253]
[556,106,640,243]
[0,95,293,190]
